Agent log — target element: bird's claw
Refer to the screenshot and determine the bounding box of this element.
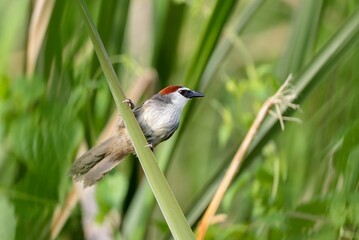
[145,143,154,151]
[122,98,135,109]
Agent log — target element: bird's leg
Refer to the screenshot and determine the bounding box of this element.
[122,98,135,110]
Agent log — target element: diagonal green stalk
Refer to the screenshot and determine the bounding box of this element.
[78,0,195,239]
[122,0,237,238]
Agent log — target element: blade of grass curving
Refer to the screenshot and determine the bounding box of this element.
[121,3,186,236]
[122,1,237,238]
[184,7,359,228]
[78,0,195,239]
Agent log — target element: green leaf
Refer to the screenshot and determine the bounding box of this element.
[9,104,82,239]
[0,74,83,239]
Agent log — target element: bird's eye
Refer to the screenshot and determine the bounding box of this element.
[178,89,191,98]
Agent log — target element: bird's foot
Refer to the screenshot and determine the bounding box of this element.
[145,143,154,151]
[122,98,135,109]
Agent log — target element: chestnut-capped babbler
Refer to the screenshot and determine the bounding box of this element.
[69,86,204,187]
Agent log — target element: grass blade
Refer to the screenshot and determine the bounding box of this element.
[122,1,237,238]
[78,0,195,239]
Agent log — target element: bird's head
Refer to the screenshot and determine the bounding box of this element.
[158,85,204,109]
[135,85,204,146]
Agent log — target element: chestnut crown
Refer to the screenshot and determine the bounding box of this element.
[159,85,204,99]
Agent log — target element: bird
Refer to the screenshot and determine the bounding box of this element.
[69,85,204,187]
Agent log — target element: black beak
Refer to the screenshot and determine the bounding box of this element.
[185,90,205,98]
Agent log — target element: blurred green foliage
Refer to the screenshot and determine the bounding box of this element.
[0,0,359,239]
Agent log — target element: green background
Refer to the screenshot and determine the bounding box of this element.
[1,0,359,239]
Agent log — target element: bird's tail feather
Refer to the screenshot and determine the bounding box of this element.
[69,131,134,188]
[69,137,115,178]
[82,155,121,187]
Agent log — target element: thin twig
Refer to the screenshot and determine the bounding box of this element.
[196,75,298,240]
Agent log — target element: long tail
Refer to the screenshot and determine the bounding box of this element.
[69,130,134,188]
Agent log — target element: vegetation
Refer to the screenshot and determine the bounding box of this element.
[0,0,359,239]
